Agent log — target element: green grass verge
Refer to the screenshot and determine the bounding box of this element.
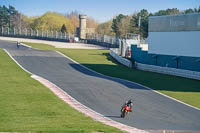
[0,49,122,132]
[23,42,200,109]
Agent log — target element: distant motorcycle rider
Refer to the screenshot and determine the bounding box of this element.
[17,41,20,48]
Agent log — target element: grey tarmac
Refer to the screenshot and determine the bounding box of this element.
[1,40,200,132]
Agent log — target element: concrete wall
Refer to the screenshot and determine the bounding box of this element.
[136,62,200,80]
[110,48,132,68]
[148,13,200,57]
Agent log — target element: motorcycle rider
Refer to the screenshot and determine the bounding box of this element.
[122,99,133,112]
[17,41,20,48]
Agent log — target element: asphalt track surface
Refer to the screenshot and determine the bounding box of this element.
[1,40,200,132]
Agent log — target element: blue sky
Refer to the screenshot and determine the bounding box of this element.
[0,0,200,22]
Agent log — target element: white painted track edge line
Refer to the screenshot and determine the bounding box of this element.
[3,48,147,133]
[20,43,32,48]
[55,51,200,111]
[3,49,33,75]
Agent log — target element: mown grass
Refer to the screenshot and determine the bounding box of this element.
[0,49,122,132]
[23,42,200,109]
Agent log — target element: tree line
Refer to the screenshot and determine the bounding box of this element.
[97,7,200,39]
[0,6,98,34]
[1,5,200,38]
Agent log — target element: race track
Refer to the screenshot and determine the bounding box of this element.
[1,40,200,132]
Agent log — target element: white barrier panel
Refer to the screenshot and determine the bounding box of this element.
[136,62,200,80]
[110,48,132,68]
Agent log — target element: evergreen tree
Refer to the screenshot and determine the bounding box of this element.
[61,24,67,33]
[130,9,149,38]
[0,5,18,28]
[184,9,194,14]
[111,14,126,37]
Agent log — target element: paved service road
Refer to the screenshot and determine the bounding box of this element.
[1,40,200,132]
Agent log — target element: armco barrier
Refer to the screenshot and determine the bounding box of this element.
[136,62,200,80]
[110,48,132,68]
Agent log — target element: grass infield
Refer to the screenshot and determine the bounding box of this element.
[23,42,200,109]
[0,49,122,132]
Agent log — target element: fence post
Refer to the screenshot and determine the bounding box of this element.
[55,31,57,39]
[36,30,38,36]
[25,28,27,36]
[60,32,62,39]
[112,38,114,45]
[64,32,66,39]
[41,30,43,37]
[7,27,9,35]
[13,28,15,35]
[30,29,32,36]
[19,28,21,35]
[46,30,48,38]
[1,27,3,35]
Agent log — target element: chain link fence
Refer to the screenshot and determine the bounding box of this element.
[86,34,120,48]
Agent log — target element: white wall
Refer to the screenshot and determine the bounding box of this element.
[148,31,200,57]
[110,48,132,68]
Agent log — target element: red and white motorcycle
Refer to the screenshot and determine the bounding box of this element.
[120,104,133,118]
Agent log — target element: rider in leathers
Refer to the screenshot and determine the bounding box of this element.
[122,99,133,112]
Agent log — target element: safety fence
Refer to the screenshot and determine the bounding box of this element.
[0,27,120,48]
[0,27,148,49]
[0,27,75,42]
[86,34,119,48]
